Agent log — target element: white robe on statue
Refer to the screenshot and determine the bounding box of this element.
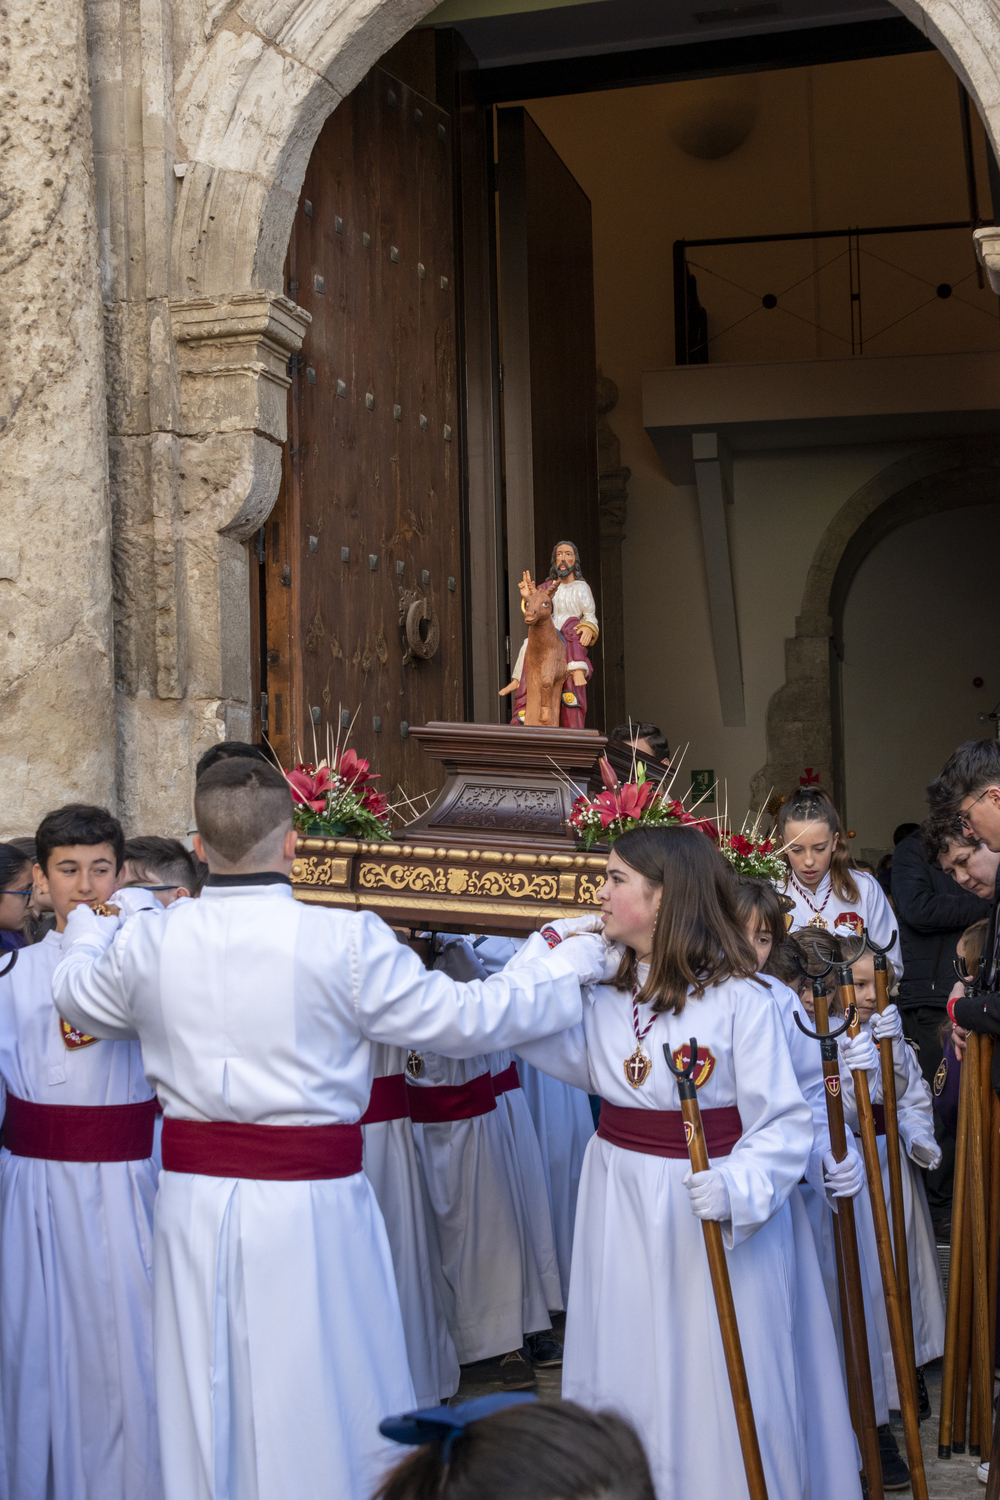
[0,933,160,1500]
[52,881,596,1500]
[361,1043,459,1406]
[514,931,835,1500]
[782,869,903,978]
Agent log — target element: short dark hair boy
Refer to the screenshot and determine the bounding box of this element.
[194,759,293,867]
[35,805,125,875]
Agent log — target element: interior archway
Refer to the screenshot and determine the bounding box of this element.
[754,436,1000,812]
[839,499,1000,856]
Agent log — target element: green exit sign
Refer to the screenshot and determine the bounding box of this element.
[691,769,716,804]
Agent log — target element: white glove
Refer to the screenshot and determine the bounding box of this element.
[110,887,161,918]
[556,933,620,987]
[909,1134,942,1170]
[63,901,121,953]
[839,1031,879,1074]
[545,915,606,938]
[870,1003,903,1043]
[434,939,489,983]
[823,1144,865,1199]
[683,1167,732,1223]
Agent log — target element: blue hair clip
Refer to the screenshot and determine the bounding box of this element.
[380,1392,537,1463]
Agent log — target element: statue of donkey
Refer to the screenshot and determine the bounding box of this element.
[499,574,567,727]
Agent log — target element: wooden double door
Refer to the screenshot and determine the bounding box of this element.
[258,51,606,806]
[263,65,463,801]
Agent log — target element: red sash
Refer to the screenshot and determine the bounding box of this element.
[406,1072,497,1124]
[597,1100,744,1160]
[360,1074,409,1126]
[3,1094,157,1163]
[161,1118,362,1180]
[492,1061,520,1096]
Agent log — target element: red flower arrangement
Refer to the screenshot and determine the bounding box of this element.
[284,736,392,841]
[568,757,717,850]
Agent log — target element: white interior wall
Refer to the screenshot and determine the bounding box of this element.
[842,501,1000,850]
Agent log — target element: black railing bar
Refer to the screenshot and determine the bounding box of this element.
[675,219,987,250]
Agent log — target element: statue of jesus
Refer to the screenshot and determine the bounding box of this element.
[500,540,599,729]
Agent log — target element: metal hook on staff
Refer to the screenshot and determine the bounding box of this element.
[664,1040,768,1500]
[857,926,919,1417]
[838,960,929,1500]
[794,980,883,1499]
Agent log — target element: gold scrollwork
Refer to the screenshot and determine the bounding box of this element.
[293,856,350,889]
[358,862,560,902]
[578,875,603,907]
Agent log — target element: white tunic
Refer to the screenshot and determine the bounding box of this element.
[782,869,903,978]
[514,934,822,1500]
[491,1050,563,1311]
[360,1044,459,1407]
[408,1049,554,1361]
[474,936,595,1304]
[0,933,160,1500]
[51,881,590,1500]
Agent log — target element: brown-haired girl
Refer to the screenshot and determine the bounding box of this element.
[777,788,902,975]
[513,825,859,1500]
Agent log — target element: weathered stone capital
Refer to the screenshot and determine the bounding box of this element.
[169,292,312,443]
[974,227,1000,295]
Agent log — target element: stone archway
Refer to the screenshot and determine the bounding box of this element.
[751,436,1000,813]
[58,0,1000,834]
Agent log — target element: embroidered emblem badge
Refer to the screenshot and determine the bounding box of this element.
[539,927,562,950]
[933,1056,949,1097]
[834,912,864,936]
[670,1044,716,1090]
[60,1019,99,1051]
[825,1076,841,1098]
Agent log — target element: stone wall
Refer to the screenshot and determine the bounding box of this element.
[0,0,115,840]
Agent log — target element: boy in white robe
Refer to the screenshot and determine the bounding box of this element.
[51,759,614,1500]
[0,803,160,1500]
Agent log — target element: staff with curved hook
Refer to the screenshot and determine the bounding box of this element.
[792,965,883,1499]
[839,960,929,1500]
[861,924,919,1414]
[664,1039,768,1500]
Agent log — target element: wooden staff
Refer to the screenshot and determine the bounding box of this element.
[939,1034,971,1456]
[794,983,883,1498]
[955,1170,974,1451]
[840,964,929,1500]
[989,1089,1000,1386]
[665,1040,768,1500]
[868,933,918,1403]
[968,1028,993,1456]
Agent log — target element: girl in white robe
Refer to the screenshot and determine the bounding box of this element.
[515,824,836,1500]
[361,1043,460,1406]
[777,786,902,975]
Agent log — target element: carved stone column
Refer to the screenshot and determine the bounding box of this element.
[597,369,631,732]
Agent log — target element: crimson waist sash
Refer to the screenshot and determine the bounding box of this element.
[161,1118,363,1180]
[597,1099,744,1159]
[4,1094,157,1162]
[406,1072,497,1124]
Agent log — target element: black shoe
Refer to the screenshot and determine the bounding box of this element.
[916,1365,930,1421]
[878,1424,911,1492]
[499,1349,537,1390]
[526,1331,563,1367]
